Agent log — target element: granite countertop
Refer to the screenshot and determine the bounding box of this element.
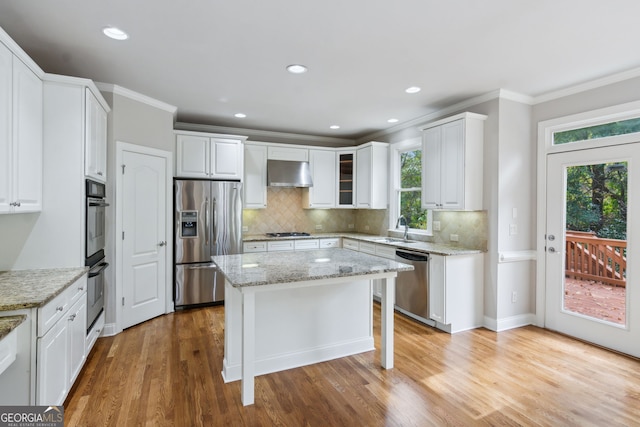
[0,267,89,311]
[212,248,414,288]
[0,315,26,340]
[242,232,482,256]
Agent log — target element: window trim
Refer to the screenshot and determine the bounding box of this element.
[389,138,433,236]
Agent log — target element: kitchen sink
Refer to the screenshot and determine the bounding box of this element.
[373,237,417,244]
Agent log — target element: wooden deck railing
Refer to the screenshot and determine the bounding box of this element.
[565,231,627,287]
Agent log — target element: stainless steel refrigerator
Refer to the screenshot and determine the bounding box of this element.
[174,179,242,308]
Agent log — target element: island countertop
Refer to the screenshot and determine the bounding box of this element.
[212,248,414,288]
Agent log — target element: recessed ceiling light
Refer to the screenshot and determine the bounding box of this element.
[405,86,421,94]
[387,118,399,123]
[102,26,129,41]
[286,64,308,74]
[330,125,340,129]
[234,113,247,118]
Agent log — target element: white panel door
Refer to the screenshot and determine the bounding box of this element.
[122,150,167,329]
[546,144,640,357]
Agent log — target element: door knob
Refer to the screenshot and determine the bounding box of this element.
[548,247,557,253]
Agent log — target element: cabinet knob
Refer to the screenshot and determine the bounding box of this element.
[56,306,64,312]
[69,314,76,321]
[78,287,84,291]
[97,171,103,176]
[158,241,167,247]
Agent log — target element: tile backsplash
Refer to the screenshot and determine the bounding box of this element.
[243,188,356,234]
[243,188,487,251]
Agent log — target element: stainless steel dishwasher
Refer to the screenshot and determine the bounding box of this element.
[395,249,431,325]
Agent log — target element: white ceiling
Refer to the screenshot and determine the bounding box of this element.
[1,0,640,140]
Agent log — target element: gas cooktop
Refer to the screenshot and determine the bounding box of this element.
[265,232,311,237]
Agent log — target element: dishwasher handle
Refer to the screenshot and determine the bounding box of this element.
[395,250,429,262]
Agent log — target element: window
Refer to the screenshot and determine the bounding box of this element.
[393,143,431,234]
[553,117,640,145]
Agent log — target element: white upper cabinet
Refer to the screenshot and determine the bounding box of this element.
[244,143,267,209]
[0,41,43,214]
[267,145,308,161]
[356,142,388,209]
[303,149,336,208]
[175,131,246,179]
[421,112,486,210]
[0,42,12,213]
[84,88,108,182]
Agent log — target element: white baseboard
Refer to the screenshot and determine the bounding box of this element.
[484,314,535,332]
[101,322,118,337]
[222,337,374,383]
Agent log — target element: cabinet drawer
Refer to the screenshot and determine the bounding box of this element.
[38,289,70,338]
[243,242,267,253]
[294,239,319,250]
[68,275,87,306]
[319,238,340,248]
[358,242,376,255]
[375,245,396,260]
[267,240,294,252]
[342,239,359,251]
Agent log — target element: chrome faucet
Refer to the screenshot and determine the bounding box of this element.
[396,215,409,240]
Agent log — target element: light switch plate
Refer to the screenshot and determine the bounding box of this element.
[433,221,441,231]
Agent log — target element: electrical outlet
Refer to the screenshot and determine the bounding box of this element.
[242,226,248,232]
[512,291,517,303]
[315,224,323,230]
[509,224,518,236]
[348,224,354,229]
[450,234,459,242]
[433,221,441,231]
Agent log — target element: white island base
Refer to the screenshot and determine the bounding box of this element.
[221,273,396,406]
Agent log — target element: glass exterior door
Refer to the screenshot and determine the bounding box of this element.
[545,144,640,357]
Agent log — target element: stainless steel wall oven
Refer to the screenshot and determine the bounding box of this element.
[85,179,109,332]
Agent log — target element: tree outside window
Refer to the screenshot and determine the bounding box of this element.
[399,149,427,229]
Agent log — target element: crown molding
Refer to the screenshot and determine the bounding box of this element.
[95,83,178,116]
[358,89,525,143]
[532,66,640,105]
[43,73,111,112]
[0,26,44,78]
[175,122,356,147]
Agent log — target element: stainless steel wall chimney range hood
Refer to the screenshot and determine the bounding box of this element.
[267,159,314,187]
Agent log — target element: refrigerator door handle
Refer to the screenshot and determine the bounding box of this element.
[212,197,217,245]
[205,198,210,246]
[185,264,217,270]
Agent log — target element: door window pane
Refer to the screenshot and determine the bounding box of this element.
[564,162,627,325]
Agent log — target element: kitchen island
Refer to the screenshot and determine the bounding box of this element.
[212,248,413,406]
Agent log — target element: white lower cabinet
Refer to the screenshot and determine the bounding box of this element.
[36,275,87,405]
[429,253,484,333]
[243,238,341,253]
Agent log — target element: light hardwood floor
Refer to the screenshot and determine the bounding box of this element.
[64,305,640,426]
